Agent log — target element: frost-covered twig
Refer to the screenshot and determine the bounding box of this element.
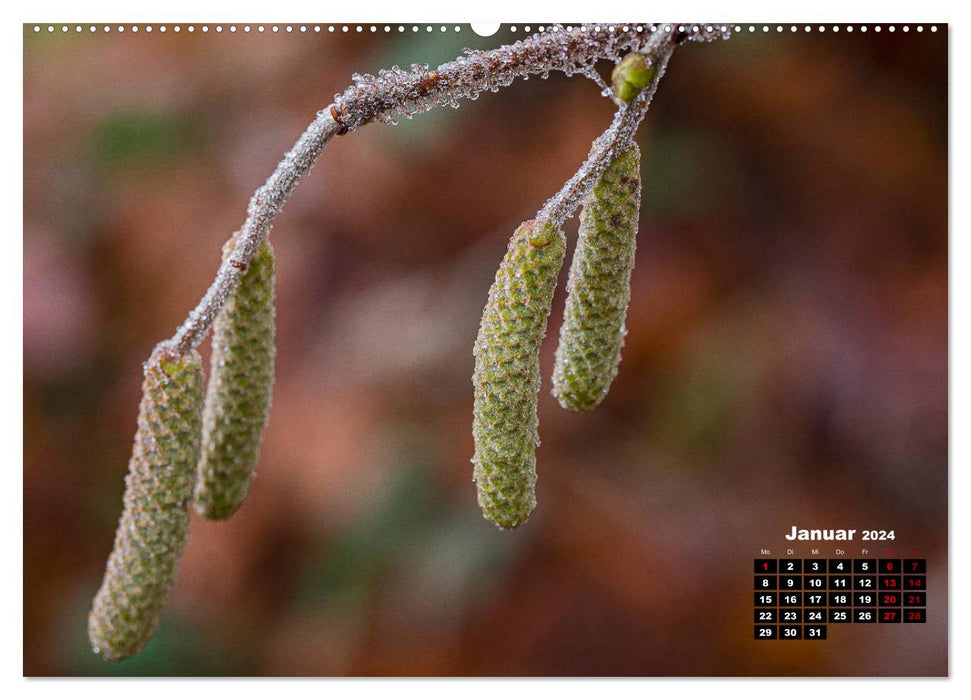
[532,25,729,241]
[171,115,338,354]
[170,23,727,355]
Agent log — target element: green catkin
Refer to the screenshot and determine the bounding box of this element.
[88,343,204,662]
[472,220,566,529]
[194,234,276,520]
[552,144,642,412]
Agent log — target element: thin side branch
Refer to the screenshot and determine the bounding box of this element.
[532,29,675,239]
[171,23,728,355]
[533,25,731,238]
[172,114,339,354]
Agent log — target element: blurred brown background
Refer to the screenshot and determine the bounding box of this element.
[23,24,947,676]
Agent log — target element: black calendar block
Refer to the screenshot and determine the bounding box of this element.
[755,575,777,590]
[904,609,927,624]
[853,559,877,574]
[755,592,777,607]
[904,559,927,574]
[828,608,851,623]
[879,559,902,574]
[755,559,777,574]
[755,609,777,623]
[804,575,826,590]
[879,609,902,623]
[829,592,852,607]
[828,575,851,590]
[879,575,902,590]
[750,556,930,640]
[804,592,826,607]
[804,608,826,624]
[779,559,802,573]
[755,625,777,639]
[804,625,827,640]
[880,592,901,607]
[904,592,926,607]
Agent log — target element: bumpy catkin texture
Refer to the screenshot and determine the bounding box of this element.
[553,144,641,412]
[88,344,204,662]
[194,234,276,520]
[472,221,566,529]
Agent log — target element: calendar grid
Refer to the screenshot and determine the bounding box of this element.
[754,558,926,639]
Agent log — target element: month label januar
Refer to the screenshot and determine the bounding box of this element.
[784,526,897,541]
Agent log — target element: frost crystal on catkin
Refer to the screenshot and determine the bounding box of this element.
[88,344,204,662]
[194,234,276,520]
[553,144,641,412]
[472,221,566,529]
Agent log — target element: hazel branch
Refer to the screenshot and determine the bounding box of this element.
[170,23,728,355]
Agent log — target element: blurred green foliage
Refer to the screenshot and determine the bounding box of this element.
[91,111,199,171]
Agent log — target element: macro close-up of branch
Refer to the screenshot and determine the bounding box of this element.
[86,22,731,662]
[23,16,950,676]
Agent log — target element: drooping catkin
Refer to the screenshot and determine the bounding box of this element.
[88,343,204,662]
[472,220,566,529]
[194,234,276,520]
[552,144,641,412]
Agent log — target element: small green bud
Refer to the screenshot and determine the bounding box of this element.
[553,144,641,412]
[194,233,276,520]
[611,53,655,104]
[88,343,204,662]
[472,221,566,529]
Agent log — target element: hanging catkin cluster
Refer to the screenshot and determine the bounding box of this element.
[90,22,717,658]
[472,221,566,529]
[469,51,650,528]
[194,234,276,520]
[90,235,277,661]
[88,344,204,661]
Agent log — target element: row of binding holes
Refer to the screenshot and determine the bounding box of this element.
[31,24,939,34]
[524,24,939,34]
[735,25,937,33]
[31,25,466,33]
